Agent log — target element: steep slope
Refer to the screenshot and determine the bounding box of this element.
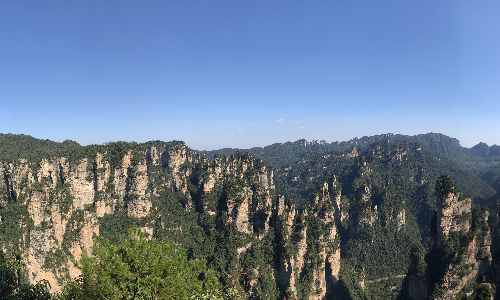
[0,133,498,300]
[399,175,494,300]
[275,138,496,216]
[202,133,500,193]
[200,133,406,169]
[0,138,343,299]
[273,138,496,299]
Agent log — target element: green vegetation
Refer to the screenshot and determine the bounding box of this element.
[59,225,237,300]
[1,133,500,299]
[435,174,461,202]
[0,253,51,300]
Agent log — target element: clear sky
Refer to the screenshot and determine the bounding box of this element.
[1,0,499,150]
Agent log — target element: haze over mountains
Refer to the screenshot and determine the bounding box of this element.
[0,132,499,299]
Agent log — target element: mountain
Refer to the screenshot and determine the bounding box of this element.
[200,133,407,170]
[202,133,500,189]
[398,175,493,300]
[0,133,81,162]
[0,133,499,299]
[0,138,339,299]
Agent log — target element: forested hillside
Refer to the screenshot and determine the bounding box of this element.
[0,133,499,299]
[203,133,500,194]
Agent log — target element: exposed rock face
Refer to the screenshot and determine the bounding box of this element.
[432,190,492,300]
[164,146,193,193]
[0,143,350,299]
[195,152,275,234]
[273,179,341,300]
[291,213,308,297]
[274,196,297,291]
[436,192,471,247]
[330,175,348,225]
[398,176,494,300]
[234,188,251,233]
[397,209,406,230]
[310,182,341,300]
[436,237,484,300]
[346,147,359,158]
[0,145,286,294]
[0,148,153,292]
[69,158,95,210]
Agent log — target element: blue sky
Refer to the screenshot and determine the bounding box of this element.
[1,0,499,150]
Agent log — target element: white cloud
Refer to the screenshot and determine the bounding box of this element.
[276,119,282,123]
[299,126,306,129]
[346,117,352,120]
[274,126,280,129]
[237,129,242,131]
[295,121,300,124]
[250,124,256,126]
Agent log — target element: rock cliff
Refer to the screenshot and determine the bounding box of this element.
[3,136,497,299]
[431,193,492,300]
[0,141,342,298]
[401,175,494,300]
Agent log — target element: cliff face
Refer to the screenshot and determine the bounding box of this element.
[309,181,341,299]
[0,142,342,298]
[436,192,471,247]
[5,137,496,299]
[398,176,495,300]
[273,180,341,300]
[401,175,494,300]
[0,147,151,291]
[431,190,492,300]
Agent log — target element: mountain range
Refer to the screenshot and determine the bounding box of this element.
[0,132,499,299]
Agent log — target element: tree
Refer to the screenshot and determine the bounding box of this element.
[59,225,238,300]
[0,254,51,300]
[435,174,460,202]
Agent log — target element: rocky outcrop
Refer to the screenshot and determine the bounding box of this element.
[273,179,341,300]
[398,175,494,300]
[1,140,424,299]
[429,176,493,300]
[0,145,283,293]
[68,158,95,210]
[0,148,154,292]
[432,207,492,300]
[309,181,341,299]
[436,192,471,247]
[195,153,275,234]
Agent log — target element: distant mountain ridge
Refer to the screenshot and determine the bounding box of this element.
[274,137,497,207]
[200,133,407,169]
[2,132,498,193]
[201,132,500,166]
[2,132,499,192]
[200,133,500,189]
[2,132,498,166]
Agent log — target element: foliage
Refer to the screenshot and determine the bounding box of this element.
[409,243,427,277]
[99,213,142,245]
[59,224,230,300]
[475,283,495,300]
[435,174,461,203]
[1,133,500,299]
[0,254,51,300]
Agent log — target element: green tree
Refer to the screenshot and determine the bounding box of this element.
[409,243,427,277]
[0,254,51,300]
[435,174,460,202]
[60,225,237,300]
